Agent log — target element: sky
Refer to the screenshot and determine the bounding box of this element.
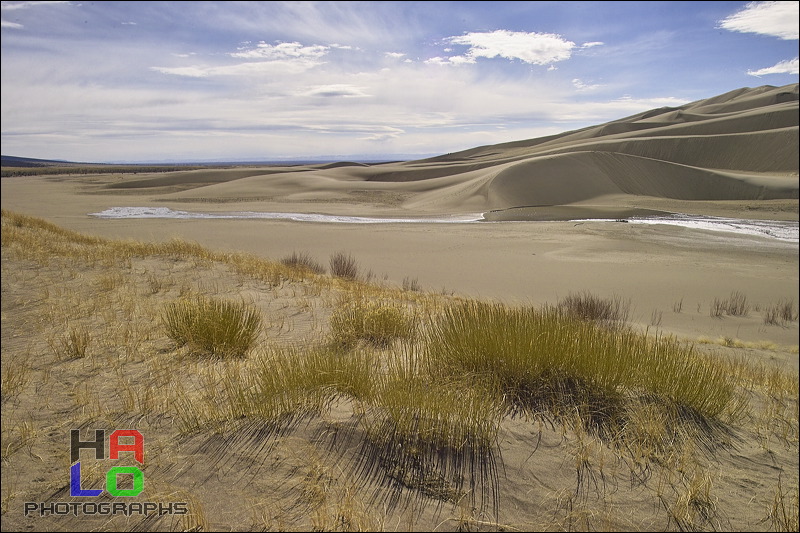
[1,1,798,163]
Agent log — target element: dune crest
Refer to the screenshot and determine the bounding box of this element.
[147,83,798,220]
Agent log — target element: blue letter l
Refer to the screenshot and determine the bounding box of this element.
[70,462,103,497]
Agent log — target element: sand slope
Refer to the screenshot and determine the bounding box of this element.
[128,83,799,220]
[1,84,798,532]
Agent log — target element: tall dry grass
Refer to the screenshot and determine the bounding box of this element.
[162,295,262,358]
[423,301,739,424]
[2,208,798,531]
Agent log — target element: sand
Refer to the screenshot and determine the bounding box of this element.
[1,82,798,531]
[3,84,798,348]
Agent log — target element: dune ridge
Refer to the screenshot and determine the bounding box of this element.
[128,83,798,220]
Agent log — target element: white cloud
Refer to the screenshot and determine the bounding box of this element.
[442,30,576,65]
[1,1,70,10]
[230,41,329,60]
[719,1,799,40]
[361,126,405,142]
[301,84,370,98]
[580,41,604,48]
[1,0,69,28]
[152,41,329,78]
[747,57,800,75]
[385,52,406,59]
[446,54,478,66]
[424,56,450,66]
[153,58,325,78]
[572,78,603,92]
[150,65,211,78]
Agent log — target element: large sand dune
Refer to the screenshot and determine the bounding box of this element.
[108,83,798,221]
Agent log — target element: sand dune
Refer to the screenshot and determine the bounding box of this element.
[128,83,798,219]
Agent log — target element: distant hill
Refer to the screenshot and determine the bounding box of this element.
[0,155,93,168]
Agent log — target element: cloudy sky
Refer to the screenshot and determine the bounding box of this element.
[1,1,798,163]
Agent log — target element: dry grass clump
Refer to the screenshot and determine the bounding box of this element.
[50,325,91,359]
[764,299,798,326]
[558,291,630,325]
[328,298,416,349]
[281,250,326,275]
[172,346,364,434]
[424,301,738,424]
[710,291,750,317]
[162,295,262,358]
[359,369,504,508]
[329,251,359,280]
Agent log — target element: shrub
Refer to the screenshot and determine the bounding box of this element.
[281,250,326,275]
[764,299,798,326]
[725,291,750,317]
[162,296,262,358]
[329,251,359,280]
[558,291,630,324]
[329,299,416,348]
[55,326,91,359]
[710,292,751,318]
[424,301,736,421]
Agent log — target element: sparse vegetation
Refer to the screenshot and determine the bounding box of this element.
[1,209,797,532]
[764,299,798,326]
[558,291,630,324]
[281,250,326,275]
[328,297,416,348]
[710,291,751,318]
[329,251,359,280]
[402,276,421,292]
[1,163,219,178]
[50,325,91,359]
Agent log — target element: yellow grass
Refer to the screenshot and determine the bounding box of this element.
[2,209,797,532]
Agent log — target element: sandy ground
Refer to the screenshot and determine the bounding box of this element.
[1,83,798,531]
[2,171,797,357]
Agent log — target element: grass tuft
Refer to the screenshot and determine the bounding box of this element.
[764,299,798,326]
[162,295,262,358]
[424,301,737,424]
[281,250,326,275]
[329,251,359,280]
[558,291,630,324]
[329,298,416,349]
[711,291,751,318]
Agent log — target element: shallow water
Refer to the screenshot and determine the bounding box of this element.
[89,206,485,224]
[622,214,798,243]
[89,206,799,243]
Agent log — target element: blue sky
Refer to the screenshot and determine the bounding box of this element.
[1,1,798,163]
